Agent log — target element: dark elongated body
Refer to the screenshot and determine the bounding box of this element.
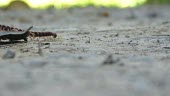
[0,26,32,41]
[0,31,28,41]
[0,24,57,38]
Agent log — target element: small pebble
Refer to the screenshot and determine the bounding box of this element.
[162,21,169,24]
[115,33,119,37]
[2,49,16,59]
[85,37,90,43]
[147,12,158,18]
[78,56,83,60]
[107,22,112,26]
[125,35,130,38]
[98,11,110,17]
[102,54,120,65]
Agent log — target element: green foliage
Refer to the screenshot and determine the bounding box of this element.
[146,0,170,4]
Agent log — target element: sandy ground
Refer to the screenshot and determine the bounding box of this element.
[0,5,170,96]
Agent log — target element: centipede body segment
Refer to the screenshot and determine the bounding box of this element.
[0,24,57,42]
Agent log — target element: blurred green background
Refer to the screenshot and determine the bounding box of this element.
[0,0,170,9]
[146,0,170,4]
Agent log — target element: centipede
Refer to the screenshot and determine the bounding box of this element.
[0,24,57,42]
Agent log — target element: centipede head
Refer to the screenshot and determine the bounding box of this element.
[53,33,57,38]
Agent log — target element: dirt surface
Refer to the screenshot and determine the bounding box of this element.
[0,6,170,96]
